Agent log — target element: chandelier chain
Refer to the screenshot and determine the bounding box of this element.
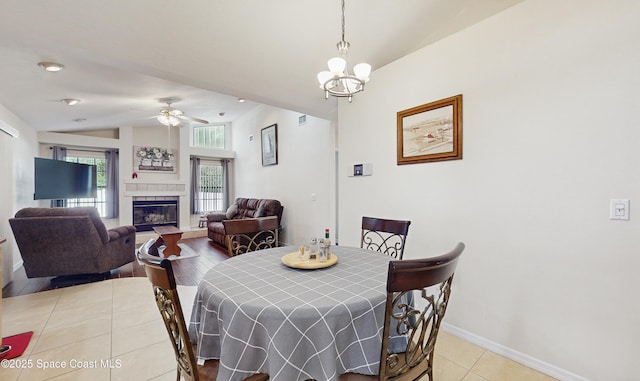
[340,0,346,42]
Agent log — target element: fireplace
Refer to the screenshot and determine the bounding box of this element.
[133,199,178,232]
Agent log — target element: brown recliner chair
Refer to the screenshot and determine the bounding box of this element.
[9,207,136,282]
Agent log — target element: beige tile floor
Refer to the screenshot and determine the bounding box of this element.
[1,278,556,381]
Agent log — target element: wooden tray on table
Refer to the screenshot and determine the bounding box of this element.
[281,252,338,269]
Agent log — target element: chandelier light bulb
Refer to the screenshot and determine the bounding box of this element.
[327,57,346,75]
[353,63,371,81]
[317,71,333,87]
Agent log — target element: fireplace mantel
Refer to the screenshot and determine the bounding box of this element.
[123,180,187,197]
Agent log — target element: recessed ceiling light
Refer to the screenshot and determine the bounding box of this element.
[38,62,64,72]
[73,118,87,122]
[61,98,81,106]
[218,112,225,117]
[237,98,245,103]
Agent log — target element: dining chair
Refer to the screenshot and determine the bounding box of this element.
[339,242,465,381]
[223,216,279,256]
[137,246,269,381]
[361,217,411,259]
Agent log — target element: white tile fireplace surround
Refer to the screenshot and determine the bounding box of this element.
[123,180,205,241]
[120,178,207,244]
[124,180,187,196]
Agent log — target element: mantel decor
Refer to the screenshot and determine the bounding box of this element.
[397,94,462,165]
[261,124,278,166]
[134,146,177,173]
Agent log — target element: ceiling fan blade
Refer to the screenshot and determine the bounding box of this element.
[178,114,209,124]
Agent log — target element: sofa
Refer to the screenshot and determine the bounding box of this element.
[207,198,284,249]
[9,207,136,280]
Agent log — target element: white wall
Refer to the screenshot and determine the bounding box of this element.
[0,104,38,285]
[338,1,639,380]
[232,104,334,246]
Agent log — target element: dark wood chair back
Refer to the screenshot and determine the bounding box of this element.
[137,243,200,381]
[380,242,465,381]
[223,216,279,256]
[137,241,270,381]
[361,217,412,259]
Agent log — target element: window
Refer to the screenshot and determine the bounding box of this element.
[192,125,225,149]
[197,161,224,213]
[65,152,107,216]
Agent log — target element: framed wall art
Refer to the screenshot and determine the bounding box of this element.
[397,94,462,165]
[261,123,278,166]
[134,145,177,173]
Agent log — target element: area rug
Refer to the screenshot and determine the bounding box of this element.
[158,243,200,260]
[1,331,33,360]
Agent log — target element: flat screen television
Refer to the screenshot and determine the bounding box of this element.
[34,157,97,200]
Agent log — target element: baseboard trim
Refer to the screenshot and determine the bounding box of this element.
[13,259,23,273]
[441,323,589,381]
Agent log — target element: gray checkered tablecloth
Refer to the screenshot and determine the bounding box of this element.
[188,245,395,381]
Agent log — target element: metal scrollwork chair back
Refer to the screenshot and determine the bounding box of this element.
[380,242,465,381]
[361,217,411,259]
[137,247,201,381]
[137,244,270,381]
[337,242,465,381]
[223,216,279,257]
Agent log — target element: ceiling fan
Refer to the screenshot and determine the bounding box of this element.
[155,100,209,127]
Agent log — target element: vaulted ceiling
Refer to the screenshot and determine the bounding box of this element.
[0,0,523,132]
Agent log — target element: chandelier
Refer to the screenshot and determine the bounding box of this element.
[317,0,371,102]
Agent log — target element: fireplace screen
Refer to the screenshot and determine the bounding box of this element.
[133,200,178,231]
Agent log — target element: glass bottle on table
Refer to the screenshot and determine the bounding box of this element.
[309,237,318,260]
[318,244,327,262]
[324,229,331,260]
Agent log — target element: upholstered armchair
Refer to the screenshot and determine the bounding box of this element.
[207,198,283,249]
[9,207,136,280]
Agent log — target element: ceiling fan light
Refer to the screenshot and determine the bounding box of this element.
[327,57,346,75]
[157,114,170,126]
[353,63,371,81]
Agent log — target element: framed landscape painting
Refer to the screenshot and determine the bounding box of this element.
[261,124,278,166]
[397,94,462,165]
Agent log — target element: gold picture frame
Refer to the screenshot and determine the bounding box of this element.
[397,94,462,165]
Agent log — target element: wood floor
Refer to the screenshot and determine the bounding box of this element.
[2,237,230,298]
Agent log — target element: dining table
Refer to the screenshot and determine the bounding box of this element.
[188,245,406,381]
